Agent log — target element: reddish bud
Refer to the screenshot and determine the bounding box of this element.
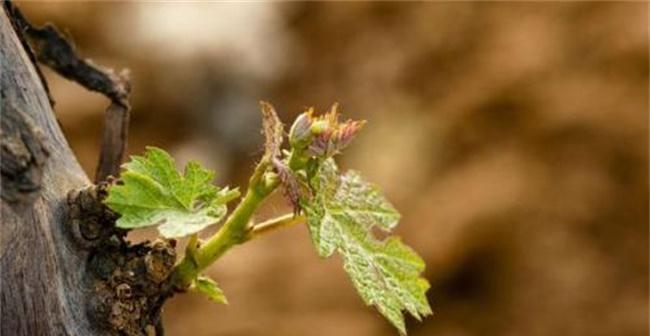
[289,110,313,149]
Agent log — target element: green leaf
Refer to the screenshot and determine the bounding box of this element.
[104,147,239,238]
[302,159,432,334]
[193,276,228,304]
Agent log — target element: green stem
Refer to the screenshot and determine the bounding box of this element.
[244,213,305,242]
[172,160,278,289]
[287,148,308,171]
[185,234,199,263]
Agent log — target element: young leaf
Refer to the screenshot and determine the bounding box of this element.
[104,147,239,238]
[301,159,432,334]
[193,276,228,304]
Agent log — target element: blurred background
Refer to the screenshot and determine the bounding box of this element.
[20,2,648,336]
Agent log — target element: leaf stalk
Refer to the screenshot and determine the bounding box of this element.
[244,213,305,242]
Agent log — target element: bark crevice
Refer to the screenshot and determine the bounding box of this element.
[0,101,49,204]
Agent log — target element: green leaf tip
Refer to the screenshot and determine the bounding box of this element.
[104,147,240,238]
[301,159,432,334]
[193,276,228,304]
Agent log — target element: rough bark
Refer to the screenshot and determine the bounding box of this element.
[3,0,131,183]
[1,7,172,336]
[0,5,98,334]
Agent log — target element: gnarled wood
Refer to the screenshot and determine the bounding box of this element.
[1,102,49,204]
[3,0,131,183]
[0,7,99,335]
[0,6,175,334]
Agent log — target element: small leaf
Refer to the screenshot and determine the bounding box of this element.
[301,159,431,334]
[193,276,228,304]
[104,147,239,238]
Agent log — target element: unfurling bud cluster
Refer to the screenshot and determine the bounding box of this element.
[288,104,366,158]
[279,103,365,212]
